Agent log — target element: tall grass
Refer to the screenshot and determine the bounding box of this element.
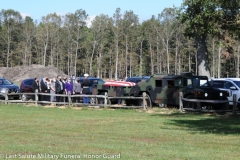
[0,104,240,160]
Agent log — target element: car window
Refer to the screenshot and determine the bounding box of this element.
[200,79,208,86]
[97,79,105,84]
[224,82,234,89]
[233,81,240,88]
[212,81,224,88]
[2,79,12,85]
[175,78,182,87]
[186,78,192,88]
[25,79,34,86]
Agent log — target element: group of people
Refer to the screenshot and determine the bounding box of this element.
[32,74,91,105]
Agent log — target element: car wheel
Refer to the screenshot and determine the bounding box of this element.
[21,93,28,101]
[183,95,200,109]
[125,99,138,106]
[90,97,96,104]
[213,97,229,110]
[97,92,111,105]
[159,103,165,108]
[220,98,229,110]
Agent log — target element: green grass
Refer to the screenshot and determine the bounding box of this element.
[0,104,240,160]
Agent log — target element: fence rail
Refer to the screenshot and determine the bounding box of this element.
[178,92,239,115]
[1,91,239,114]
[0,91,149,110]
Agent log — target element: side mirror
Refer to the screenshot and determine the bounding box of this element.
[230,86,237,90]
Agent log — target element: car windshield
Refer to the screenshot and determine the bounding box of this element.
[79,77,105,86]
[185,77,208,87]
[193,77,208,87]
[91,79,105,85]
[233,81,240,88]
[0,79,12,85]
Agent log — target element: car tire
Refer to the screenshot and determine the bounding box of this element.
[21,93,28,101]
[97,92,111,105]
[159,103,165,108]
[90,97,96,104]
[183,95,200,109]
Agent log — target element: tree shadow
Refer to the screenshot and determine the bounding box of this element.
[151,113,240,135]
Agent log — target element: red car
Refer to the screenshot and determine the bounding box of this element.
[20,78,35,101]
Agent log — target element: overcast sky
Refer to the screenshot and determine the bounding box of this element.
[1,0,183,23]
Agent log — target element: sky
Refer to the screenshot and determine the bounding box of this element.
[1,0,183,24]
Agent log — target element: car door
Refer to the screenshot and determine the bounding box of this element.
[224,81,238,105]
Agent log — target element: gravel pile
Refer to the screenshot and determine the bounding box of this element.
[0,65,67,83]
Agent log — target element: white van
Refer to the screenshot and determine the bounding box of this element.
[211,78,240,108]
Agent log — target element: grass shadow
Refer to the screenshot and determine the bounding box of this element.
[151,112,240,135]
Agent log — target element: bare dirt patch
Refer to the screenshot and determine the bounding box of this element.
[0,64,67,83]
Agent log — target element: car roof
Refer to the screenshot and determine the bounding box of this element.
[211,78,240,81]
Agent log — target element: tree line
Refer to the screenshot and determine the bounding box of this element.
[0,0,239,79]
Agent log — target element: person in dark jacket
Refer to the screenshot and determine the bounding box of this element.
[32,77,39,100]
[55,75,64,105]
[40,77,48,102]
[81,74,91,104]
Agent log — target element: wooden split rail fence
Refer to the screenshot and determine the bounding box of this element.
[0,90,239,114]
[0,91,149,110]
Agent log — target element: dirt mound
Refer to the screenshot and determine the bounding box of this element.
[0,65,67,83]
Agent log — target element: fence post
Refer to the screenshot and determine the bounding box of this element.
[179,92,183,112]
[233,94,237,115]
[35,89,38,105]
[142,92,146,110]
[4,92,8,105]
[95,95,98,105]
[68,91,72,106]
[104,92,107,107]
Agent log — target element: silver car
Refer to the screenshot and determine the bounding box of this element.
[211,78,240,108]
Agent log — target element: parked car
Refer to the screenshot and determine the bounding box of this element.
[20,78,35,101]
[211,78,240,109]
[126,76,150,83]
[0,78,20,100]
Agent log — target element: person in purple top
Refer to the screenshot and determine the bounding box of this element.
[64,78,73,102]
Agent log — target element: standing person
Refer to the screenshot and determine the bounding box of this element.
[62,77,67,102]
[55,75,64,105]
[71,75,76,85]
[50,78,56,102]
[73,78,82,103]
[81,74,91,104]
[40,77,48,102]
[46,77,51,102]
[32,77,40,101]
[65,78,73,102]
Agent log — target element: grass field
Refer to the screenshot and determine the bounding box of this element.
[0,104,240,160]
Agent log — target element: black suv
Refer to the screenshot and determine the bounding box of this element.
[0,78,20,100]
